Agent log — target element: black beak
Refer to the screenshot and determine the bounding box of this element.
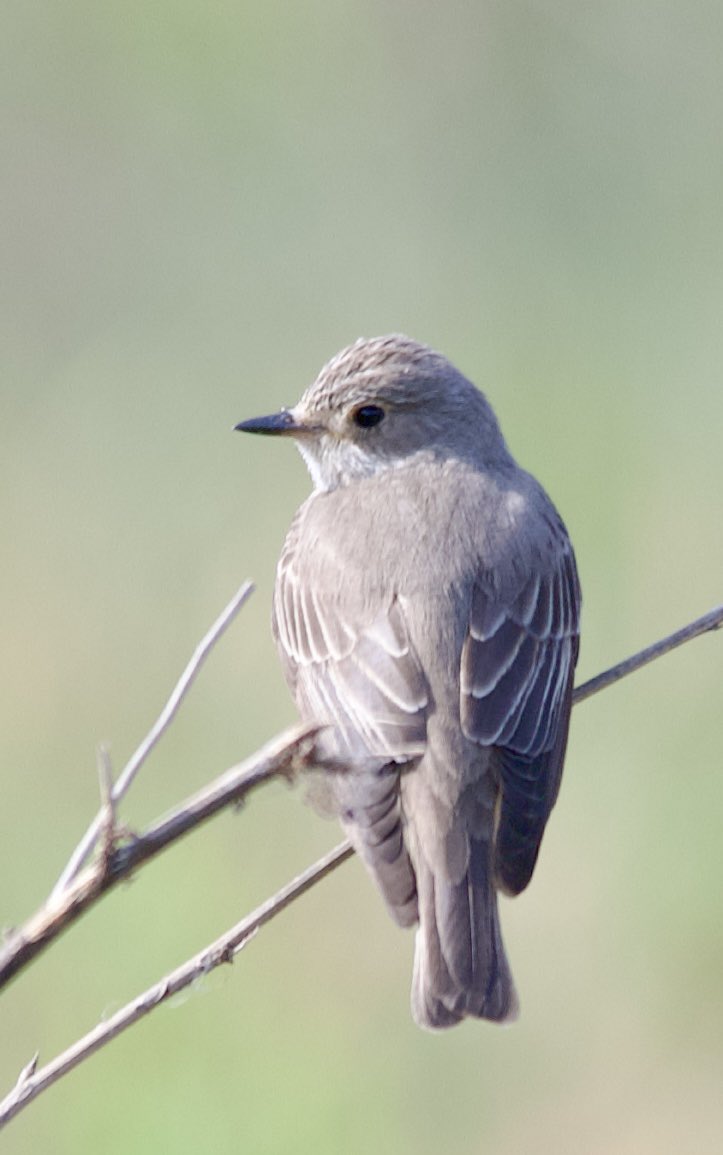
[234,410,300,436]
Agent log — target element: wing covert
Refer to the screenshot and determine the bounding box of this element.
[273,545,429,763]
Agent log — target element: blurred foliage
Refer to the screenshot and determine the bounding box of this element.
[2,2,722,1152]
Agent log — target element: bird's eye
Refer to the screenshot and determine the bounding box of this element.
[353,404,385,429]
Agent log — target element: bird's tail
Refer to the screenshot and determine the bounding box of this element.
[405,791,519,1029]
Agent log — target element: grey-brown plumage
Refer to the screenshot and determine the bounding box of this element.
[236,335,580,1028]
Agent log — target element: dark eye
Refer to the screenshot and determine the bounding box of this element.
[353,404,385,428]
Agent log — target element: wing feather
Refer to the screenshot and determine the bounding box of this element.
[461,540,581,895]
[272,523,429,926]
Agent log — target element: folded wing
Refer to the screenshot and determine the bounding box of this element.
[461,541,581,895]
[273,532,429,924]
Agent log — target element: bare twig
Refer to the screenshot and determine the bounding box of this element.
[0,724,321,993]
[0,602,720,1131]
[95,744,116,870]
[572,603,723,704]
[0,841,354,1130]
[50,581,255,899]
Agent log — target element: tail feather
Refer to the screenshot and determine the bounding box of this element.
[331,754,519,1026]
[409,830,518,1030]
[411,863,465,1028]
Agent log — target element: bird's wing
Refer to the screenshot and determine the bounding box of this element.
[273,513,429,763]
[460,537,580,895]
[272,516,429,926]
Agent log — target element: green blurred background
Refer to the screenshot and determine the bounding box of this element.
[2,2,722,1151]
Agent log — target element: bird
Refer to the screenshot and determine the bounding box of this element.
[235,334,581,1029]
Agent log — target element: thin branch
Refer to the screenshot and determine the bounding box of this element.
[50,581,255,899]
[0,724,321,993]
[0,602,720,1130]
[0,841,354,1130]
[95,744,116,870]
[572,603,723,705]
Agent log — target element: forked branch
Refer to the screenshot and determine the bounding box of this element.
[0,601,720,1130]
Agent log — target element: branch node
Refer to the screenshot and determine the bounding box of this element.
[15,1053,39,1089]
[231,927,258,958]
[152,981,170,1007]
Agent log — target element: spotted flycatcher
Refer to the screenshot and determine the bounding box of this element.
[236,335,580,1028]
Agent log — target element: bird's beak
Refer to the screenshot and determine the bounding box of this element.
[234,409,304,436]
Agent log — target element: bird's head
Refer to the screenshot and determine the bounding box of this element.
[235,334,509,491]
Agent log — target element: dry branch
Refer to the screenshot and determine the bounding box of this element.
[51,580,255,898]
[571,602,723,704]
[0,601,721,1131]
[0,842,355,1128]
[0,724,321,992]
